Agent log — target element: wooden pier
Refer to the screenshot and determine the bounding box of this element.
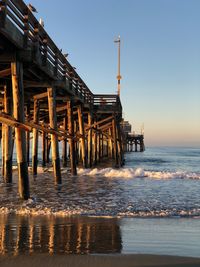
[121,120,145,152]
[0,0,129,199]
[125,134,145,152]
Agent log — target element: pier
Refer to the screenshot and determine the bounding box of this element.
[0,0,144,199]
[121,120,145,152]
[125,134,145,152]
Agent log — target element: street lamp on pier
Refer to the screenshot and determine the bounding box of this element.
[114,35,122,96]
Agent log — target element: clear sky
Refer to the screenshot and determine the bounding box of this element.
[25,0,200,147]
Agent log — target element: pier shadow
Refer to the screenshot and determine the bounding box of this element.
[0,215,122,255]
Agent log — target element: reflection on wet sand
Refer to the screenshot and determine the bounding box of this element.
[0,215,122,255]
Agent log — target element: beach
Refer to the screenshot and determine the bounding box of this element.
[0,147,200,266]
[1,254,200,267]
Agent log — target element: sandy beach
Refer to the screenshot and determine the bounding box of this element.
[1,254,200,267]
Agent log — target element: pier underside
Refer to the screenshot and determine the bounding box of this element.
[0,0,137,199]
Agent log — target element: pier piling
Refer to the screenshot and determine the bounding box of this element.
[47,87,61,184]
[11,61,29,199]
[32,99,40,176]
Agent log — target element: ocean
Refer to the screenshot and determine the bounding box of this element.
[0,146,200,257]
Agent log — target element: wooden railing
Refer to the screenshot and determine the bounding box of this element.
[0,0,93,103]
[127,133,144,138]
[0,0,122,112]
[93,94,122,113]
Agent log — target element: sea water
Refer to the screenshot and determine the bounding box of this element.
[0,147,200,257]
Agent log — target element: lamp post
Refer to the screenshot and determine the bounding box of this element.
[114,35,122,96]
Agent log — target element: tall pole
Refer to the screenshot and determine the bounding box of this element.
[114,35,122,96]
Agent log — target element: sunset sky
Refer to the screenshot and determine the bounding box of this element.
[25,0,200,147]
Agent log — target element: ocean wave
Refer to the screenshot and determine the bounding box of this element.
[77,167,200,180]
[6,165,200,180]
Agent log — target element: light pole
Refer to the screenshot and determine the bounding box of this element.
[114,35,122,96]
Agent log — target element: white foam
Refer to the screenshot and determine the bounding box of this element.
[145,170,200,180]
[77,167,200,180]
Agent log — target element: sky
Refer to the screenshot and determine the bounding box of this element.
[25,0,200,147]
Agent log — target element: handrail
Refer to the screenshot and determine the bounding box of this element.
[93,94,122,112]
[0,0,122,113]
[0,0,94,103]
[128,134,144,138]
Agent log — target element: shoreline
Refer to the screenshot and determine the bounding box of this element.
[1,254,200,267]
[0,215,200,258]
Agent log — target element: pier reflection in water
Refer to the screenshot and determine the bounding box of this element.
[0,215,122,255]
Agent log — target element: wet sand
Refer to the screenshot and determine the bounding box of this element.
[0,254,200,267]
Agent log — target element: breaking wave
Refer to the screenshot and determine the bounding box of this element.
[77,167,200,180]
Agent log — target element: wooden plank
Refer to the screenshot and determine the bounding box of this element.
[0,112,73,139]
[98,122,112,130]
[1,17,24,48]
[0,68,11,78]
[85,115,113,131]
[33,92,48,100]
[24,81,53,89]
[0,112,32,131]
[0,0,7,28]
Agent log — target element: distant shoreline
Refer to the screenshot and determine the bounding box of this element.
[1,254,200,267]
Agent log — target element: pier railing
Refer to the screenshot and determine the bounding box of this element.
[93,94,122,113]
[0,0,122,110]
[128,133,144,138]
[0,0,94,103]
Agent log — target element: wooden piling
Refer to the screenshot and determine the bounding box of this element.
[112,117,119,167]
[47,87,61,184]
[97,131,100,163]
[42,129,46,167]
[93,120,98,165]
[108,127,113,158]
[87,113,93,167]
[105,138,109,158]
[3,82,13,183]
[62,117,67,167]
[135,142,137,152]
[67,100,77,175]
[26,102,30,166]
[46,137,51,164]
[101,133,104,158]
[11,61,29,199]
[116,121,123,166]
[1,124,5,178]
[32,99,40,175]
[77,105,87,168]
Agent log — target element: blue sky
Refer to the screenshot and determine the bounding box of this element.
[25,0,200,146]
